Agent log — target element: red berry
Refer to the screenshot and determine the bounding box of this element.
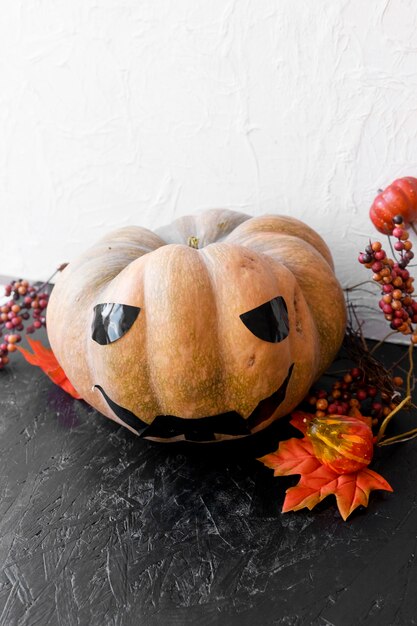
[372,261,383,272]
[391,318,403,328]
[357,389,367,401]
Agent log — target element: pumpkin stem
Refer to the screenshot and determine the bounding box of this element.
[187,236,199,249]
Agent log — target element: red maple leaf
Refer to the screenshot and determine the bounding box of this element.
[17,338,82,400]
[258,413,393,521]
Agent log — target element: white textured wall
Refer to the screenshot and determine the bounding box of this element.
[2,0,417,339]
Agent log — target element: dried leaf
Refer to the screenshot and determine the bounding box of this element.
[260,437,321,477]
[17,338,82,400]
[258,420,393,521]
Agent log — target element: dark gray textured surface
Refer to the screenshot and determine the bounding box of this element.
[1,343,417,626]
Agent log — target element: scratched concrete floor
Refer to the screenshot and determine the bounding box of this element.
[1,342,417,626]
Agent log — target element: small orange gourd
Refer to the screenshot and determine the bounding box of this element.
[370,177,417,234]
[307,415,374,474]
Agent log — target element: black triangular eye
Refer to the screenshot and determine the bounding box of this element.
[240,296,289,343]
[92,303,141,345]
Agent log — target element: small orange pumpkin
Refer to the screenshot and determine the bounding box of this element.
[369,176,417,234]
[47,209,346,442]
[307,415,374,474]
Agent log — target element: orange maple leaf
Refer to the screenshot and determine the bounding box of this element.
[17,338,82,400]
[258,413,393,521]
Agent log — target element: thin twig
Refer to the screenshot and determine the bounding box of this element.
[370,331,400,355]
[388,235,400,262]
[378,428,417,446]
[388,350,412,372]
[377,394,412,442]
[407,341,414,397]
[346,288,385,297]
[344,281,379,292]
[34,264,67,295]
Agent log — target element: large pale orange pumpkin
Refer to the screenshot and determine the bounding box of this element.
[47,209,346,442]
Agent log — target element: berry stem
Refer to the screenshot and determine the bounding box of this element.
[376,343,415,443]
[377,427,417,446]
[344,280,379,292]
[34,265,66,295]
[406,340,415,395]
[376,394,412,442]
[369,331,402,355]
[387,236,400,263]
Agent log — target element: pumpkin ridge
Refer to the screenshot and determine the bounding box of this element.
[224,232,345,375]
[225,214,334,269]
[142,244,224,417]
[199,243,297,418]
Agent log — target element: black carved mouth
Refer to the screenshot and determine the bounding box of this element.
[94,364,294,442]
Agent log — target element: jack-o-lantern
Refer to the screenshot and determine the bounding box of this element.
[47,209,346,442]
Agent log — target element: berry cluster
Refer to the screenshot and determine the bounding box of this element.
[0,279,49,370]
[307,367,403,425]
[358,215,417,341]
